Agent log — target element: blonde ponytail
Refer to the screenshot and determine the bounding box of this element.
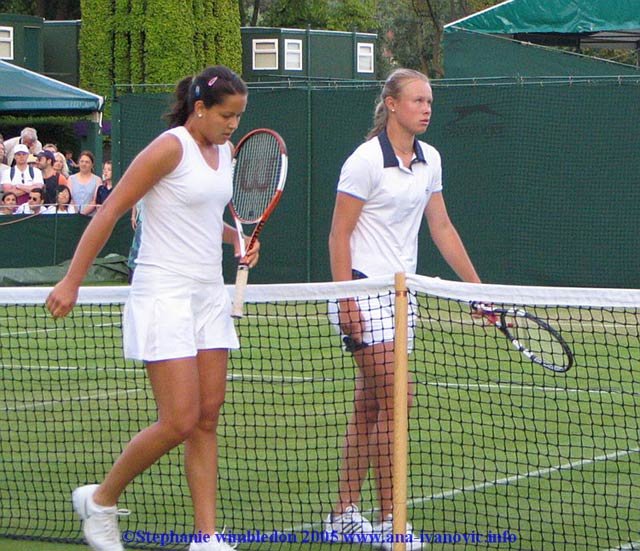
[366,68,430,140]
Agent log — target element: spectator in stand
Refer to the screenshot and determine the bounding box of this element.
[94,160,114,208]
[4,127,43,167]
[45,184,76,215]
[37,150,69,205]
[53,151,70,178]
[1,144,44,205]
[0,142,9,176]
[15,187,47,215]
[65,150,79,174]
[43,143,58,153]
[69,150,101,216]
[0,192,17,215]
[27,154,39,167]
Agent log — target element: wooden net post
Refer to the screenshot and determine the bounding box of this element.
[392,272,409,551]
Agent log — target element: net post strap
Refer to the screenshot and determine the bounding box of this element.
[393,272,409,551]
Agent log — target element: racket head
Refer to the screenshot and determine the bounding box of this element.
[230,128,288,224]
[499,309,575,373]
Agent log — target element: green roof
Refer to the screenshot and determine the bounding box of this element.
[0,60,103,114]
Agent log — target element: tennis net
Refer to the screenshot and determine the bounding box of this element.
[1,275,639,550]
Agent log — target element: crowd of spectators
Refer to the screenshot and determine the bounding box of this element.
[0,127,113,216]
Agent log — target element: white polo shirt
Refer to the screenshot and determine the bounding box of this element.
[336,130,443,276]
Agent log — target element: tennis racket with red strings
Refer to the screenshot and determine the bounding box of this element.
[229,129,288,318]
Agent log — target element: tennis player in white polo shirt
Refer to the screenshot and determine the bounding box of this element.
[326,68,482,549]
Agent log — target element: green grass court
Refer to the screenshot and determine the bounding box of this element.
[0,540,81,550]
[1,295,639,550]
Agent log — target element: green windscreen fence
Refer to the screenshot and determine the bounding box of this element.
[112,77,640,288]
[0,215,133,270]
[443,30,640,79]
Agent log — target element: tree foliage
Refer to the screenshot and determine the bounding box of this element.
[239,0,498,77]
[212,0,243,71]
[75,0,242,116]
[263,0,329,28]
[376,0,497,78]
[327,0,377,32]
[0,0,81,18]
[78,0,113,104]
[6,0,635,85]
[240,0,376,31]
[143,0,197,84]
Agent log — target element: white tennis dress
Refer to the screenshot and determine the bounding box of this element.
[123,126,239,362]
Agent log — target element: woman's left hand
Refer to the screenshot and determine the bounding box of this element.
[242,237,260,268]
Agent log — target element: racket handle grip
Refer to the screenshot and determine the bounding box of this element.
[232,265,249,318]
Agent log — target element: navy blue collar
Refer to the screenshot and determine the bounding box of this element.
[378,129,426,168]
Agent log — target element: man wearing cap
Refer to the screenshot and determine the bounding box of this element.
[1,144,44,205]
[37,149,68,205]
[3,127,43,167]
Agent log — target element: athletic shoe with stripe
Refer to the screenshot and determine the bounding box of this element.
[72,484,130,551]
[374,514,424,551]
[324,504,374,542]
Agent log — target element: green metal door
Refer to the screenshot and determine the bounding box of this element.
[23,26,40,70]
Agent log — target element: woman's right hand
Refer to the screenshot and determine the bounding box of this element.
[46,278,79,319]
[338,298,365,345]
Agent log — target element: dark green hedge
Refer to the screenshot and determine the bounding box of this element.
[79,0,243,114]
[79,0,114,111]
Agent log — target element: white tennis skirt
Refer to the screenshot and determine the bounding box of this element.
[327,292,417,352]
[123,266,239,362]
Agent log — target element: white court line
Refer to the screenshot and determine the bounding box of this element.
[3,361,626,397]
[2,361,629,400]
[5,363,81,370]
[1,364,315,383]
[3,363,140,372]
[2,388,145,412]
[0,322,118,338]
[288,446,640,534]
[412,446,640,505]
[228,372,315,384]
[608,542,640,551]
[0,372,313,412]
[4,365,638,543]
[421,380,631,397]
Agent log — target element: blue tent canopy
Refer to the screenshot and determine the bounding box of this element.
[0,60,103,115]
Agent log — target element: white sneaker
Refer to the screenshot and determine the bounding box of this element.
[189,535,237,550]
[72,484,130,551]
[374,514,424,551]
[324,504,374,542]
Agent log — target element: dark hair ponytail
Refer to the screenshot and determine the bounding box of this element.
[165,76,193,128]
[165,66,248,128]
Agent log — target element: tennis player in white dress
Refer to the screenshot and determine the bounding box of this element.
[46,65,257,551]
